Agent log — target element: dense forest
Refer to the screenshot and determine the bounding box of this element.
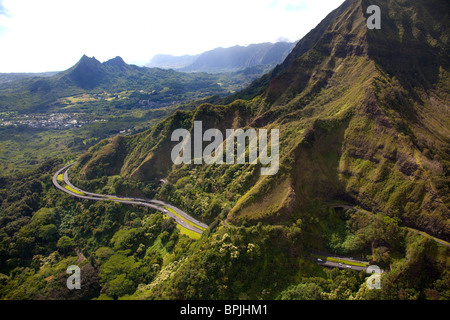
[0,0,449,302]
[0,152,448,300]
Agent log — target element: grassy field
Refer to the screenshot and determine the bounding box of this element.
[161,213,202,240]
[176,225,202,240]
[63,185,85,196]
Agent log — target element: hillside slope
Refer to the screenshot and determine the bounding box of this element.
[73,0,449,244]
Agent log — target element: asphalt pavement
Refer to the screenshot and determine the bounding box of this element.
[52,163,207,235]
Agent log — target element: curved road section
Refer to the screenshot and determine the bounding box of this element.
[52,163,208,236]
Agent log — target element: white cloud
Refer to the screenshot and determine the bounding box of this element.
[0,0,344,72]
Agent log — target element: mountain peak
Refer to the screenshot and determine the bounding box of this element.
[78,54,101,65]
[62,55,132,89]
[103,56,126,68]
[64,55,105,89]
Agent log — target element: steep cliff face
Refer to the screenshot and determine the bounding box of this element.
[74,0,449,240]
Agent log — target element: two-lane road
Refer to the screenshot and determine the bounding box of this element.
[52,163,208,236]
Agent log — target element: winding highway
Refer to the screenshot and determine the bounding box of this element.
[310,250,373,272]
[52,163,208,236]
[310,205,450,272]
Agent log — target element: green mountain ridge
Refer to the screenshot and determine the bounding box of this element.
[73,0,449,242]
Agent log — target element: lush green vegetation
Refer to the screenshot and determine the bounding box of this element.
[64,0,449,300]
[0,160,193,299]
[0,0,448,301]
[0,54,271,176]
[0,157,449,300]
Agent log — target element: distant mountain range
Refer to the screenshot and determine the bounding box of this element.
[146,42,296,73]
[0,54,275,113]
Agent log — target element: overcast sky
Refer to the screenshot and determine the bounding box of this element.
[0,0,344,73]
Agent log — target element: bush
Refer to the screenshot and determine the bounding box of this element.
[57,236,74,255]
[105,273,135,298]
[279,283,323,300]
